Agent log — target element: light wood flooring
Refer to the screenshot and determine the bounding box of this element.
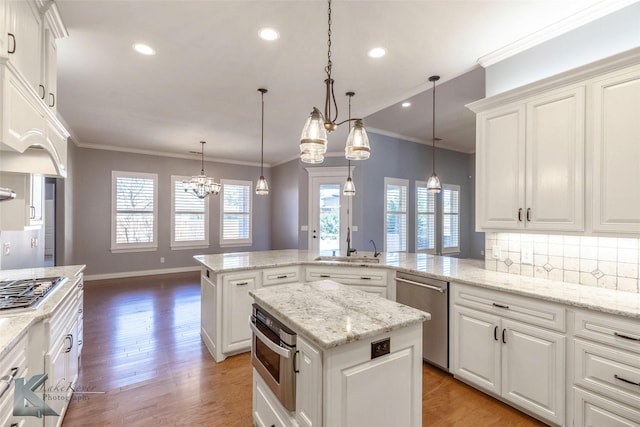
[62,272,546,426]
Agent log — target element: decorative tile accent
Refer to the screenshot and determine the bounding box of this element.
[484,234,640,294]
[591,269,605,279]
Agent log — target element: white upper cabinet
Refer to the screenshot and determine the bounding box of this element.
[5,0,42,95]
[590,64,640,234]
[475,86,585,232]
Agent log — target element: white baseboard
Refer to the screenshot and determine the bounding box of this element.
[84,266,200,282]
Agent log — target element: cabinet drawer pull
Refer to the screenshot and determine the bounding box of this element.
[493,325,498,341]
[360,276,371,280]
[49,92,55,107]
[30,206,36,219]
[276,275,288,279]
[492,303,509,310]
[7,33,15,54]
[526,208,531,222]
[614,332,640,342]
[502,329,507,344]
[319,274,331,278]
[0,367,19,399]
[614,374,640,387]
[236,282,249,286]
[518,208,523,222]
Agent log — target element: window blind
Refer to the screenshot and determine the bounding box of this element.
[385,179,408,252]
[173,178,207,244]
[112,172,157,250]
[221,181,252,244]
[443,185,460,253]
[416,182,435,252]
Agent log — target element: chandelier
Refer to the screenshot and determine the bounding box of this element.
[256,88,269,195]
[299,0,371,164]
[426,75,442,193]
[183,141,221,198]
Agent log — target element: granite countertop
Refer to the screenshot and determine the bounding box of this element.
[0,265,86,359]
[196,250,640,319]
[250,280,430,350]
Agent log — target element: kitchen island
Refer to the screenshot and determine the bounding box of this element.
[249,280,429,427]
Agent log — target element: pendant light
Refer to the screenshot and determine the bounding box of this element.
[183,141,221,198]
[426,75,442,193]
[256,88,269,195]
[343,92,356,196]
[300,0,370,164]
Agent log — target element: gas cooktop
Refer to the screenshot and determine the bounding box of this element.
[0,276,66,311]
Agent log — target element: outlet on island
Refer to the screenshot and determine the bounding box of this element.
[3,242,10,256]
[160,257,165,264]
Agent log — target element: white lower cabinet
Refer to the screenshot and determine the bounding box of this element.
[304,266,389,298]
[296,336,322,427]
[451,283,565,426]
[570,309,640,427]
[253,371,290,427]
[0,334,28,427]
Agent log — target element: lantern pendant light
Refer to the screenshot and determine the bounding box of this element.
[256,88,269,195]
[183,141,221,198]
[343,92,356,196]
[300,0,371,164]
[426,75,442,193]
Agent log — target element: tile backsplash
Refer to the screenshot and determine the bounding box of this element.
[485,233,640,293]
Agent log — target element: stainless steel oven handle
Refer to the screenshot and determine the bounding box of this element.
[395,277,446,293]
[249,320,292,358]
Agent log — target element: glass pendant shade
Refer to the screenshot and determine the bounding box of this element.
[345,119,370,160]
[426,172,441,193]
[256,175,269,195]
[343,176,356,196]
[183,175,221,199]
[300,108,327,164]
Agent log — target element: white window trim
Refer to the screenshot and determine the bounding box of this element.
[220,179,253,247]
[415,180,436,254]
[441,183,461,255]
[171,175,210,250]
[111,171,158,253]
[383,177,409,253]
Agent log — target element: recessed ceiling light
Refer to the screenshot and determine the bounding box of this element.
[402,102,411,108]
[259,28,279,41]
[367,47,386,58]
[133,43,155,56]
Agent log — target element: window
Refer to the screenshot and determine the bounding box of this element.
[220,179,252,246]
[111,171,158,252]
[171,176,209,249]
[442,184,460,254]
[416,181,436,253]
[384,178,408,252]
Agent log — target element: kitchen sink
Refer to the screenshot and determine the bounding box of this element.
[314,256,381,264]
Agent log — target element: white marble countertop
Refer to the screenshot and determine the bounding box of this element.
[0,265,86,360]
[195,250,640,319]
[250,280,430,350]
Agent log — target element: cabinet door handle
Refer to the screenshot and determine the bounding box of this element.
[319,274,330,278]
[236,282,249,286]
[614,374,640,387]
[360,276,371,280]
[0,367,19,399]
[39,84,46,100]
[30,206,36,219]
[614,332,640,342]
[49,92,55,107]
[276,275,288,279]
[494,325,498,341]
[492,302,509,310]
[502,328,507,344]
[7,33,15,54]
[65,334,73,353]
[518,208,523,222]
[526,208,531,222]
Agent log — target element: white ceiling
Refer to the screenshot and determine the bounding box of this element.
[56,0,611,165]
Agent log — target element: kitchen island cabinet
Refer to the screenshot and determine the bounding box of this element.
[249,280,428,427]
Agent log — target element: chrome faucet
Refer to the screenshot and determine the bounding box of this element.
[369,239,381,257]
[346,227,357,256]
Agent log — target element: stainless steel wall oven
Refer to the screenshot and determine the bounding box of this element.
[250,304,298,412]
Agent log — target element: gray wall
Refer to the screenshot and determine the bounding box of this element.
[486,2,640,96]
[270,159,299,249]
[70,147,271,276]
[277,132,484,259]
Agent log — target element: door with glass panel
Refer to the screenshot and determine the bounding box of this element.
[308,169,351,255]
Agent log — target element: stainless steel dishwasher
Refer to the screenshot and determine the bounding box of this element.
[395,271,449,371]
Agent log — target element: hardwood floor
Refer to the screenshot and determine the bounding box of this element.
[63,272,546,426]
